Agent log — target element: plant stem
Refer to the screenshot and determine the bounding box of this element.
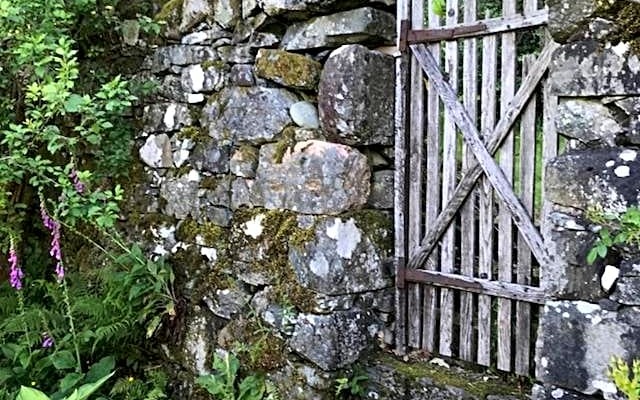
[61,278,82,373]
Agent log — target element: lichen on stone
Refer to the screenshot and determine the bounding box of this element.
[272,126,296,164]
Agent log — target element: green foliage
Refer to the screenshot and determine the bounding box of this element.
[609,357,640,400]
[431,0,446,17]
[334,370,368,399]
[16,369,114,400]
[196,353,267,400]
[586,206,640,264]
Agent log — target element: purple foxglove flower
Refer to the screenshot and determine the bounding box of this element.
[40,203,64,282]
[42,334,54,348]
[69,170,85,194]
[8,245,24,290]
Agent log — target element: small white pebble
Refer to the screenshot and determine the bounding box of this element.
[601,265,620,292]
[614,165,630,177]
[606,160,615,168]
[551,388,565,399]
[620,149,637,162]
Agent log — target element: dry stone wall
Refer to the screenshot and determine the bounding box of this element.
[130,0,397,397]
[536,2,640,399]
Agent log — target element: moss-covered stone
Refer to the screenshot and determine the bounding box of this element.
[154,0,183,23]
[231,208,317,312]
[176,218,228,248]
[272,126,296,164]
[343,209,393,254]
[614,3,640,54]
[255,49,322,90]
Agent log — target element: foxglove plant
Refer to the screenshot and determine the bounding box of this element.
[8,238,23,290]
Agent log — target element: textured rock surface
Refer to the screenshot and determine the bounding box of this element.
[260,0,395,18]
[146,45,218,72]
[160,173,201,219]
[254,140,370,214]
[139,134,173,168]
[531,385,600,400]
[289,310,377,370]
[255,49,322,89]
[179,0,213,32]
[281,8,395,50]
[290,101,319,129]
[202,86,298,144]
[319,45,395,145]
[550,40,640,96]
[368,170,394,208]
[536,301,640,396]
[181,64,227,93]
[143,103,193,133]
[555,99,623,147]
[289,215,392,295]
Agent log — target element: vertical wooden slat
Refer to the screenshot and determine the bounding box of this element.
[422,0,442,353]
[515,53,536,375]
[477,23,497,367]
[459,0,477,362]
[407,0,425,349]
[439,0,458,357]
[497,0,516,372]
[394,0,411,355]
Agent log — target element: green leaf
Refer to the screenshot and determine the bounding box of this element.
[51,350,77,370]
[64,94,85,112]
[16,386,51,400]
[587,247,598,265]
[65,371,114,400]
[597,244,608,258]
[59,372,85,394]
[432,0,446,17]
[85,356,115,383]
[238,375,265,400]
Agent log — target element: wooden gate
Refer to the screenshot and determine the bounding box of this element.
[394,0,558,375]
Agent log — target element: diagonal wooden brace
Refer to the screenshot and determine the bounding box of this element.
[407,42,555,270]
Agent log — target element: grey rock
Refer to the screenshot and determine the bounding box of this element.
[143,103,193,133]
[281,8,396,51]
[545,148,640,212]
[202,86,298,144]
[181,28,230,45]
[247,32,280,48]
[319,45,395,145]
[140,134,173,168]
[289,214,392,295]
[146,46,218,73]
[234,261,272,286]
[180,0,213,32]
[180,309,216,375]
[243,0,259,18]
[230,64,255,86]
[230,146,259,178]
[219,44,255,63]
[611,276,640,305]
[547,0,597,42]
[289,310,378,370]
[620,258,640,277]
[160,173,201,219]
[172,137,195,168]
[191,141,231,173]
[255,49,322,89]
[290,101,319,129]
[202,206,233,227]
[535,301,640,396]
[555,99,623,147]
[204,287,250,319]
[364,148,390,168]
[213,0,241,28]
[550,40,640,96]
[181,64,227,93]
[260,0,396,19]
[267,361,334,400]
[231,178,257,209]
[541,206,602,300]
[254,140,370,214]
[202,175,231,206]
[121,19,140,46]
[531,384,600,400]
[291,127,324,141]
[232,13,268,43]
[368,170,394,208]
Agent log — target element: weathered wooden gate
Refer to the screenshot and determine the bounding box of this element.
[394,0,558,375]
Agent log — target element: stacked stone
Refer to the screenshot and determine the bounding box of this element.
[133,0,396,397]
[536,2,640,399]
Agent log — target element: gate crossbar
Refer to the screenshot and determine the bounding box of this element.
[406,41,559,271]
[406,43,553,270]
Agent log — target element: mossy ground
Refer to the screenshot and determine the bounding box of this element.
[615,3,640,54]
[375,352,529,399]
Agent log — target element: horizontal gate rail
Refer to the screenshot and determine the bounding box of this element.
[401,269,547,304]
[399,8,547,47]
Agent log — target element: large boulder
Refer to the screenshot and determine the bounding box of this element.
[255,49,322,90]
[318,45,395,146]
[535,301,640,397]
[550,40,640,96]
[281,8,395,51]
[253,140,370,215]
[289,213,392,295]
[259,0,395,19]
[201,87,298,144]
[289,309,379,370]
